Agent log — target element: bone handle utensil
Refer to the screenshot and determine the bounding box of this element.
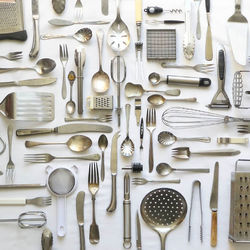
[205,0,213,61]
[217,137,249,144]
[135,0,142,41]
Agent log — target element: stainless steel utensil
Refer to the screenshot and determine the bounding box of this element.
[0,51,22,61]
[135,98,141,126]
[156,163,209,177]
[121,104,135,157]
[158,131,211,146]
[140,118,144,150]
[87,96,113,110]
[60,44,68,99]
[102,0,109,15]
[98,134,108,181]
[136,211,142,250]
[205,0,213,60]
[74,0,84,22]
[194,0,202,39]
[144,6,183,15]
[122,163,143,173]
[65,115,112,123]
[161,63,215,73]
[132,178,181,185]
[48,18,110,26]
[140,188,187,250]
[0,77,56,87]
[237,124,250,133]
[52,0,65,14]
[66,71,76,116]
[88,162,100,244]
[146,19,184,24]
[76,191,85,250]
[0,196,52,207]
[217,137,248,144]
[172,147,240,159]
[42,228,53,250]
[0,184,46,189]
[5,125,14,184]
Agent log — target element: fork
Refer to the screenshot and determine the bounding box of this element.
[135,42,143,82]
[24,153,100,163]
[59,44,68,99]
[0,196,52,207]
[5,125,14,184]
[238,124,250,134]
[146,108,156,173]
[161,63,215,73]
[132,177,181,185]
[65,114,112,123]
[88,162,100,244]
[0,51,23,61]
[74,0,84,22]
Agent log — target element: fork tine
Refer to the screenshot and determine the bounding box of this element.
[146,108,149,125]
[95,162,99,184]
[65,44,68,59]
[153,108,156,124]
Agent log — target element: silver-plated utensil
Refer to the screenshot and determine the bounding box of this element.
[59,44,68,99]
[102,0,109,15]
[0,51,22,61]
[5,125,14,184]
[136,211,142,250]
[42,228,53,250]
[0,77,56,87]
[0,196,52,207]
[52,0,65,14]
[194,0,202,39]
[76,191,85,250]
[48,18,110,26]
[132,178,180,185]
[65,115,112,123]
[98,134,108,182]
[0,184,46,189]
[74,0,84,22]
[66,71,76,116]
[161,63,215,73]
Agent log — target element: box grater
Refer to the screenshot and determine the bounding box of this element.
[87,96,113,110]
[0,0,27,41]
[229,159,250,243]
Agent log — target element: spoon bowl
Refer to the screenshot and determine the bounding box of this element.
[98,134,108,181]
[73,28,92,43]
[148,72,161,85]
[66,71,76,116]
[67,135,92,152]
[34,58,56,75]
[158,131,177,146]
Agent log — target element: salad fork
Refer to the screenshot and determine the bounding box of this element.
[6,125,14,184]
[74,0,84,22]
[0,51,23,61]
[0,196,52,207]
[132,177,180,185]
[59,44,68,99]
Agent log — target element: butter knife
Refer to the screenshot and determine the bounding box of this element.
[76,191,85,250]
[205,0,213,61]
[0,77,56,87]
[30,0,40,58]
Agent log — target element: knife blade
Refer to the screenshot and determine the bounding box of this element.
[0,77,57,87]
[76,191,85,250]
[16,124,113,136]
[136,210,142,250]
[210,161,219,247]
[102,0,109,16]
[205,0,213,61]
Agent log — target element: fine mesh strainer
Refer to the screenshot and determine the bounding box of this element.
[140,188,187,250]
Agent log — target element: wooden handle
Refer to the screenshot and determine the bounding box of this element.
[135,0,142,22]
[211,211,217,247]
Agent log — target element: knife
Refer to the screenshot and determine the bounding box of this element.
[29,0,40,58]
[205,0,213,61]
[135,0,142,41]
[16,124,113,137]
[102,0,109,16]
[48,19,110,26]
[0,77,56,87]
[107,131,120,213]
[136,210,142,250]
[210,161,219,247]
[76,191,85,250]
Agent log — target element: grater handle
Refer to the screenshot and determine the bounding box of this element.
[0,30,27,41]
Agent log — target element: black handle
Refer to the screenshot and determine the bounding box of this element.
[218,50,225,81]
[140,118,144,139]
[205,0,210,13]
[0,30,27,41]
[199,78,211,87]
[163,20,184,24]
[144,6,163,14]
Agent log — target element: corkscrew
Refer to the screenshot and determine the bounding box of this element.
[144,6,182,15]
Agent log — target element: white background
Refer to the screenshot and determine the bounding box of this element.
[0,0,250,249]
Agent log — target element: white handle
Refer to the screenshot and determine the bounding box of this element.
[57,197,66,237]
[0,198,25,205]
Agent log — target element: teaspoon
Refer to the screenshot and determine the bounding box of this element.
[66,71,76,116]
[98,134,108,181]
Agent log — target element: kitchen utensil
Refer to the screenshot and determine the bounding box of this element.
[87,96,113,110]
[122,162,143,173]
[207,45,231,109]
[188,180,203,242]
[48,18,110,26]
[88,162,100,244]
[5,125,14,184]
[123,173,131,249]
[147,94,197,106]
[0,184,46,189]
[107,131,120,213]
[0,0,27,41]
[24,153,100,163]
[76,191,85,250]
[147,29,176,60]
[135,0,142,41]
[25,135,92,153]
[237,124,250,133]
[0,211,46,229]
[121,104,135,157]
[158,131,211,146]
[102,0,109,15]
[42,228,53,250]
[217,137,249,144]
[52,0,65,14]
[162,107,250,129]
[0,136,5,155]
[161,63,215,73]
[66,71,76,116]
[92,29,110,93]
[140,118,144,150]
[65,115,112,123]
[146,20,184,24]
[16,123,113,136]
[135,98,141,126]
[210,162,219,247]
[107,0,130,52]
[144,6,182,15]
[74,0,83,22]
[132,178,181,185]
[0,77,56,87]
[194,0,202,39]
[146,108,156,173]
[125,82,181,98]
[111,56,126,126]
[0,58,56,75]
[205,0,213,60]
[156,163,209,177]
[46,166,78,237]
[60,44,68,99]
[227,0,248,65]
[29,0,40,58]
[0,51,22,61]
[41,28,92,43]
[140,188,187,250]
[0,196,51,207]
[183,0,195,60]
[98,134,108,181]
[135,42,143,82]
[136,211,142,250]
[148,73,211,87]
[172,147,240,159]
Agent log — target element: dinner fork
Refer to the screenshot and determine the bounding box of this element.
[59,44,68,99]
[146,108,156,173]
[238,124,250,134]
[0,51,23,61]
[88,162,100,244]
[64,114,112,123]
[6,125,14,184]
[132,177,181,185]
[161,63,215,73]
[74,0,84,22]
[0,196,52,207]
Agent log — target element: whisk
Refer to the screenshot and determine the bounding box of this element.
[162,107,250,129]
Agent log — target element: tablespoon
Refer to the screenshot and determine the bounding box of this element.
[66,71,76,116]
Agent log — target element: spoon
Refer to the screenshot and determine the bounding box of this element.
[92,29,110,93]
[107,0,130,52]
[98,134,108,182]
[0,58,56,75]
[125,82,180,98]
[156,162,210,177]
[40,28,92,43]
[25,135,92,153]
[66,71,76,116]
[121,104,134,157]
[147,94,197,106]
[148,72,163,85]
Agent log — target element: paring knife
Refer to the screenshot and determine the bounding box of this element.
[16,124,113,137]
[0,77,56,87]
[29,0,40,58]
[102,0,109,16]
[76,191,85,250]
[136,210,142,250]
[210,162,219,247]
[205,0,213,61]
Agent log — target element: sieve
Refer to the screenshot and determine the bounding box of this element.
[140,188,187,250]
[46,166,78,237]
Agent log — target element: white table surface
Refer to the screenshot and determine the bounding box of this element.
[0,0,250,249]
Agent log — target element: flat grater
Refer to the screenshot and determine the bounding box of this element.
[146,29,176,60]
[229,159,250,243]
[0,0,27,41]
[87,96,113,110]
